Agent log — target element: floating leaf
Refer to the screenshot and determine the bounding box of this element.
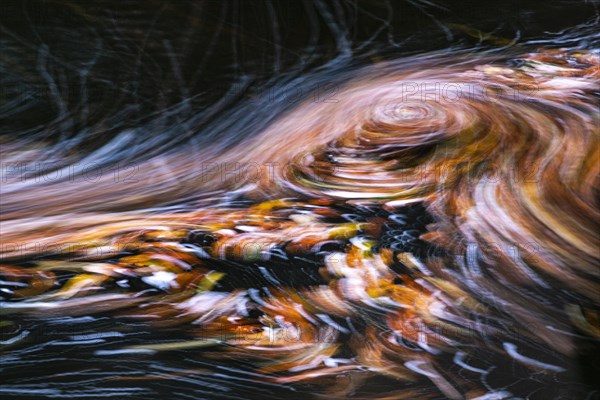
[196,271,226,293]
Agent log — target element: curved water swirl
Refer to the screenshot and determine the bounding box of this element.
[1,48,599,399]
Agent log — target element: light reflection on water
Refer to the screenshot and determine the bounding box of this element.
[1,1,599,399]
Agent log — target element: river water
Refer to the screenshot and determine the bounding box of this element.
[1,1,599,399]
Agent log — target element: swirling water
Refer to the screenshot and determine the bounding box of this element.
[1,2,599,399]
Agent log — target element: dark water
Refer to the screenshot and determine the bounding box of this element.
[1,1,600,399]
